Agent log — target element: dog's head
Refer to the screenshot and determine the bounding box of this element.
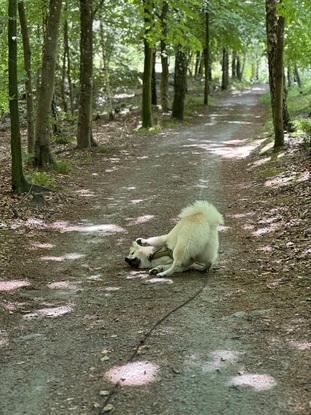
[125,241,154,269]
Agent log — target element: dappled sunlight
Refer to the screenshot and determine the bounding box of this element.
[225,120,253,125]
[265,175,293,188]
[202,350,241,373]
[75,189,96,197]
[288,341,311,351]
[47,281,79,290]
[229,211,255,219]
[127,214,155,226]
[103,286,121,292]
[248,157,271,169]
[126,270,149,280]
[50,221,126,235]
[105,361,160,386]
[40,253,85,262]
[260,141,274,154]
[31,242,55,249]
[182,138,260,159]
[257,245,273,253]
[23,304,73,320]
[16,217,126,235]
[228,373,277,391]
[252,222,282,236]
[145,278,173,284]
[131,199,145,204]
[243,223,255,231]
[0,330,9,347]
[0,280,30,292]
[87,274,103,281]
[219,225,231,232]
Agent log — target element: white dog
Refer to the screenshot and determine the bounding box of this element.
[125,201,224,277]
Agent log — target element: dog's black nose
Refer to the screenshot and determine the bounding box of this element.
[125,257,140,268]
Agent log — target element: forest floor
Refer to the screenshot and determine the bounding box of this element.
[0,86,310,415]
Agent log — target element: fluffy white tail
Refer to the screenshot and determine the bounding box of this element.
[179,200,224,226]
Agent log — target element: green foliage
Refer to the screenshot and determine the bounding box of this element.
[27,171,53,187]
[97,144,110,153]
[294,118,311,137]
[54,160,71,174]
[53,134,75,145]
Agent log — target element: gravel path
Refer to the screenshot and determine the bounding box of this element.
[0,86,309,415]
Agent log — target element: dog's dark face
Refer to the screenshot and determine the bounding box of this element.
[125,241,154,269]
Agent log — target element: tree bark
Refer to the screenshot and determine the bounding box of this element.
[203,2,210,105]
[194,52,201,78]
[18,1,35,154]
[99,15,114,120]
[8,0,29,193]
[266,0,285,147]
[151,50,157,106]
[287,66,291,87]
[160,1,169,112]
[294,64,302,88]
[172,47,187,121]
[142,0,153,128]
[221,48,229,90]
[77,0,94,148]
[231,52,236,79]
[64,8,74,115]
[236,53,245,81]
[34,0,62,167]
[61,21,68,113]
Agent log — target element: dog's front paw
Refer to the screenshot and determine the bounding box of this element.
[156,271,167,278]
[149,266,162,275]
[136,238,149,247]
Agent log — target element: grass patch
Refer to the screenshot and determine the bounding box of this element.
[54,160,71,174]
[257,165,285,179]
[53,135,75,145]
[27,171,54,187]
[135,125,162,137]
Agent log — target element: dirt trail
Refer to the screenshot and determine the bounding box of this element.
[0,87,309,415]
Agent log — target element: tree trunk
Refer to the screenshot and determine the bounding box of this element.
[232,51,237,78]
[77,0,94,148]
[99,16,114,120]
[142,0,153,128]
[18,1,35,154]
[34,0,62,167]
[203,2,210,105]
[172,47,187,121]
[266,0,285,148]
[294,64,302,88]
[287,66,291,87]
[160,1,169,112]
[61,21,68,113]
[194,52,201,77]
[8,0,29,193]
[237,53,246,81]
[282,74,291,131]
[51,95,61,135]
[64,8,74,115]
[221,48,229,90]
[151,50,157,106]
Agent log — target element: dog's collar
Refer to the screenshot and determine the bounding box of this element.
[149,247,173,261]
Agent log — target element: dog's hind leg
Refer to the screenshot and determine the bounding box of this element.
[156,244,190,277]
[136,234,168,248]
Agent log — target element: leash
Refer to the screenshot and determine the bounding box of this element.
[100,274,210,413]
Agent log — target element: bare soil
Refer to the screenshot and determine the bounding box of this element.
[0,86,310,415]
